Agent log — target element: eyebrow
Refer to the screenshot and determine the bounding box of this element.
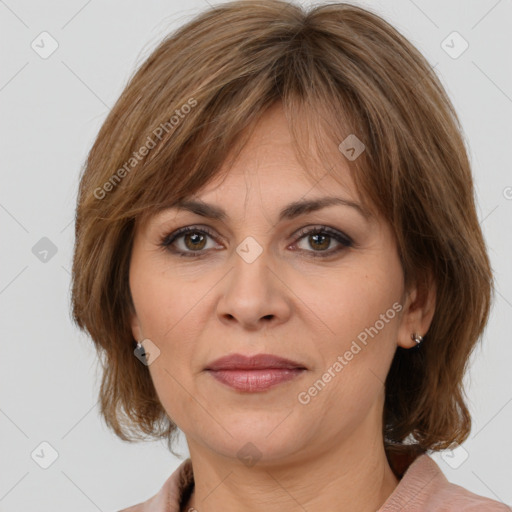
[171,196,370,223]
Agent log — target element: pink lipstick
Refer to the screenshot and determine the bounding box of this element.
[204,353,306,392]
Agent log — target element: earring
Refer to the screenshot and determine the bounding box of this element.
[411,333,423,345]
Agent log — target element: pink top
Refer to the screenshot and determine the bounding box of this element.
[118,452,510,511]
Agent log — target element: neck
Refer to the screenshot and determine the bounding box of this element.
[183,412,400,512]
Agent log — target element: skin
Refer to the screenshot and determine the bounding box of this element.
[129,102,436,512]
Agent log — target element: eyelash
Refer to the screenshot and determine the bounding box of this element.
[159,225,353,259]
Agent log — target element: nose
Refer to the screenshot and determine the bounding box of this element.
[215,242,292,331]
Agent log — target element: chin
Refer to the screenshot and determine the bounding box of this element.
[196,415,310,463]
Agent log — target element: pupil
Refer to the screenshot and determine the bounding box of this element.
[186,232,205,250]
[311,233,329,250]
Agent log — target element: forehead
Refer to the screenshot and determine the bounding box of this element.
[190,103,360,206]
[136,101,376,230]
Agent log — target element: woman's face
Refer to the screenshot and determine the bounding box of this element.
[129,103,422,465]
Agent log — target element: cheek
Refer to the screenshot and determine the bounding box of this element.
[146,363,194,432]
[130,254,186,340]
[301,257,402,412]
[315,263,402,348]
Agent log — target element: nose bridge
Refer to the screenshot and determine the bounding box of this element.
[231,232,273,299]
[230,194,276,271]
[216,231,289,328]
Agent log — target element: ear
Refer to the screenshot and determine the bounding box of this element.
[397,272,436,349]
[130,305,143,342]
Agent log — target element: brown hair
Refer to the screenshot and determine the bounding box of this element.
[71,0,493,456]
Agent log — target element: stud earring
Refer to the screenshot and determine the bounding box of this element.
[411,332,423,345]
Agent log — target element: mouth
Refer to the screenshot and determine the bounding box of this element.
[204,353,307,393]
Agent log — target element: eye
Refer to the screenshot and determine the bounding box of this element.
[159,226,220,257]
[292,225,353,258]
[159,225,353,258]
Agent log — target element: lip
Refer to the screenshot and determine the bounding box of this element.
[204,353,307,393]
[204,353,307,371]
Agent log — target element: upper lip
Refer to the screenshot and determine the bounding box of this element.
[205,353,307,371]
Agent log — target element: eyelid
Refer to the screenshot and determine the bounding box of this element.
[159,225,219,247]
[292,225,353,246]
[159,223,354,258]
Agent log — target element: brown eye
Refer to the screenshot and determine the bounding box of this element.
[306,232,331,251]
[293,226,353,258]
[182,231,207,251]
[160,225,353,259]
[160,226,219,257]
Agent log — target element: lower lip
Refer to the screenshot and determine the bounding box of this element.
[206,368,305,392]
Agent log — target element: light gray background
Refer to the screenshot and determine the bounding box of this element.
[1,0,511,510]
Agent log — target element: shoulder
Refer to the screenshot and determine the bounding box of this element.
[380,454,511,511]
[116,458,194,512]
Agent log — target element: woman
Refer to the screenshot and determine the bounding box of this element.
[71,1,509,510]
